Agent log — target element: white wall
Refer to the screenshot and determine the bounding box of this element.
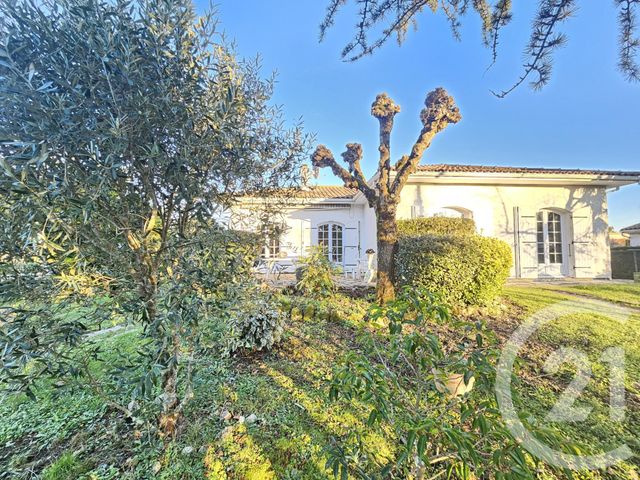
[396,183,611,279]
[231,203,367,269]
[630,233,640,247]
[233,182,613,279]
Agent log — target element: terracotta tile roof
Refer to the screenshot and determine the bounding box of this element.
[621,222,640,232]
[414,164,640,176]
[287,185,358,199]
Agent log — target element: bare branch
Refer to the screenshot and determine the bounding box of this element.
[342,142,368,185]
[311,144,377,205]
[371,93,401,197]
[391,88,461,194]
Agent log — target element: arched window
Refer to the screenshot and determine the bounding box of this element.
[432,206,473,219]
[318,222,343,264]
[536,210,564,265]
[261,225,284,259]
[262,234,280,258]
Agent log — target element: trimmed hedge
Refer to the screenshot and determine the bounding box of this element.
[396,234,512,307]
[397,217,476,237]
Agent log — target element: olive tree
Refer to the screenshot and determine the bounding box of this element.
[0,0,309,436]
[311,88,460,303]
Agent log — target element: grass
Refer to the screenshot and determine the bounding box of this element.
[498,286,640,478]
[534,281,640,308]
[41,453,90,480]
[0,286,638,479]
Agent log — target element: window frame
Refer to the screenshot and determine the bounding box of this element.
[261,228,282,259]
[317,222,344,264]
[536,210,564,266]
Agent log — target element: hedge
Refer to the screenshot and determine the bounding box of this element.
[397,216,476,237]
[395,233,512,307]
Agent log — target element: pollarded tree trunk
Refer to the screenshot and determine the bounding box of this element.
[376,200,399,303]
[311,88,461,304]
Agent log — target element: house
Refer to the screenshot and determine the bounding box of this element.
[609,229,630,248]
[231,164,640,280]
[621,223,640,247]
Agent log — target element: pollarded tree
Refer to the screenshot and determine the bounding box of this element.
[311,88,461,303]
[320,0,640,96]
[0,0,309,436]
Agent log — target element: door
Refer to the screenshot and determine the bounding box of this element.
[318,223,344,265]
[536,210,570,277]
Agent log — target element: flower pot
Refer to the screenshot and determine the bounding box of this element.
[434,372,475,397]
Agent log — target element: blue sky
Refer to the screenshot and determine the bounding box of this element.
[203,1,639,229]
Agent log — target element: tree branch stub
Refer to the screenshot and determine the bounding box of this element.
[311,144,376,204]
[392,88,461,195]
[371,93,401,197]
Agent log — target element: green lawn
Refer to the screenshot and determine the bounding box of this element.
[533,281,640,308]
[1,286,638,479]
[501,286,640,479]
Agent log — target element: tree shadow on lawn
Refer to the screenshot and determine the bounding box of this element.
[202,312,394,479]
[489,291,640,474]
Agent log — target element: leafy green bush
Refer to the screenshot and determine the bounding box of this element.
[327,287,566,479]
[396,234,512,307]
[295,246,337,298]
[226,286,285,354]
[397,216,476,237]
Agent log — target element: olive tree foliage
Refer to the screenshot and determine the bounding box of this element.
[311,88,460,303]
[0,0,310,436]
[320,0,640,96]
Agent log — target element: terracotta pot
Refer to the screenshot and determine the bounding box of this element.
[434,372,475,397]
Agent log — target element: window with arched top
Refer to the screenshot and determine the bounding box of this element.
[536,210,564,265]
[431,206,473,219]
[260,229,281,258]
[318,222,343,264]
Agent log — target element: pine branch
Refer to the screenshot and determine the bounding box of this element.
[320,0,348,41]
[616,0,640,81]
[486,0,513,70]
[492,0,575,98]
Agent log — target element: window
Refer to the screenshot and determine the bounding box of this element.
[536,210,564,265]
[536,212,545,263]
[318,222,343,264]
[262,233,281,258]
[423,206,473,219]
[547,212,563,264]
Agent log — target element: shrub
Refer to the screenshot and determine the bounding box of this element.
[396,234,512,307]
[295,246,337,298]
[397,216,476,237]
[226,287,285,354]
[327,287,566,479]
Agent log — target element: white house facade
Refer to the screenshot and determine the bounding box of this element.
[232,164,640,280]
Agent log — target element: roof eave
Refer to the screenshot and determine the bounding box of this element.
[235,196,357,206]
[408,171,640,187]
